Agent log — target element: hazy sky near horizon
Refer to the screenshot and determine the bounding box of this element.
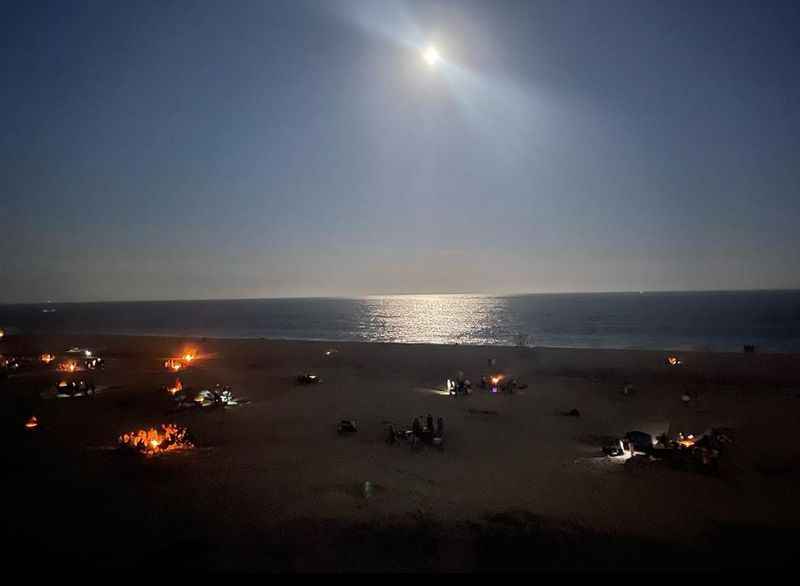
[2,0,799,302]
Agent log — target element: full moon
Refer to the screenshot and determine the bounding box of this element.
[422,45,442,67]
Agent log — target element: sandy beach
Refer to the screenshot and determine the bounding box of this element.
[2,334,800,570]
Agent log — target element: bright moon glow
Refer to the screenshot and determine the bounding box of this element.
[422,45,441,67]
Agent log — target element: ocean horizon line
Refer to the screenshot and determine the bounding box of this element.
[2,287,799,307]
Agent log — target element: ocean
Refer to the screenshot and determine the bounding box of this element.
[1,291,799,352]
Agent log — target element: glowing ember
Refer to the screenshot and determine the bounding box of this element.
[119,424,193,455]
[166,378,183,396]
[40,353,55,364]
[59,361,78,372]
[164,359,183,372]
[25,416,39,430]
[666,356,682,366]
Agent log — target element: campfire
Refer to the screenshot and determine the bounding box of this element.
[58,360,78,373]
[182,352,195,363]
[676,433,697,448]
[40,353,55,364]
[484,374,504,393]
[25,416,39,430]
[666,356,682,366]
[164,359,183,372]
[118,424,193,455]
[166,378,183,396]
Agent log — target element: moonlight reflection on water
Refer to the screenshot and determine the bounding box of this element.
[357,295,517,345]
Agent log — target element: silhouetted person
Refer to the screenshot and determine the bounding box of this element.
[423,414,433,443]
[436,417,444,438]
[412,417,422,438]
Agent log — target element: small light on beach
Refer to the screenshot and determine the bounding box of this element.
[0,329,4,340]
[25,416,39,430]
[40,353,55,364]
[666,356,682,366]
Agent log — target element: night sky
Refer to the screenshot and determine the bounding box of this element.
[2,0,799,302]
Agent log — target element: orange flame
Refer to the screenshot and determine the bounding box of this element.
[666,356,682,366]
[41,353,55,364]
[167,378,183,396]
[164,359,183,372]
[182,353,195,363]
[119,424,193,455]
[59,361,77,372]
[25,416,39,430]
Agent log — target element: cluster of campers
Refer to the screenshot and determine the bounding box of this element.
[4,339,738,477]
[0,355,23,378]
[386,414,445,449]
[55,379,96,398]
[336,415,446,449]
[447,371,526,396]
[1,348,104,395]
[65,347,105,370]
[167,382,244,409]
[2,348,104,376]
[604,428,734,473]
[54,349,103,397]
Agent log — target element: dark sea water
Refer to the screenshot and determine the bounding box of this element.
[1,291,800,352]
